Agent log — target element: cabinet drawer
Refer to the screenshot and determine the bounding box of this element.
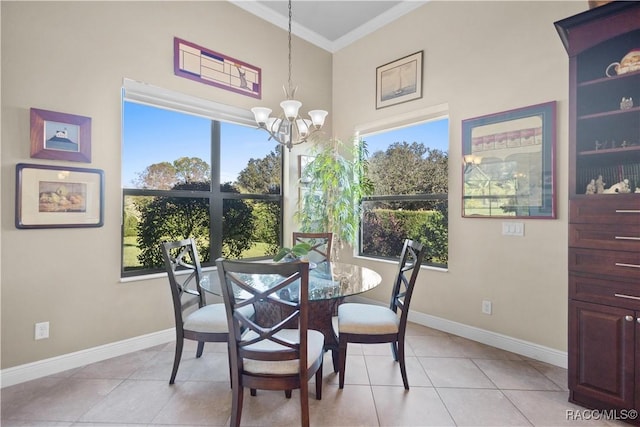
[569,247,640,280]
[570,273,640,310]
[569,223,640,252]
[570,197,640,224]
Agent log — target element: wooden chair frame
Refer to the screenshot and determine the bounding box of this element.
[161,238,229,385]
[216,258,323,427]
[292,232,333,263]
[337,239,426,390]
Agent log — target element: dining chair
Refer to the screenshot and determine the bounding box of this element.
[292,232,333,263]
[216,258,324,427]
[335,239,426,390]
[161,238,254,385]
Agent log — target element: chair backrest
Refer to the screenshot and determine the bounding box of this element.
[292,232,333,264]
[161,238,207,327]
[389,239,426,327]
[216,258,311,367]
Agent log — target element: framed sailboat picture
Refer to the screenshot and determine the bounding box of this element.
[376,51,423,109]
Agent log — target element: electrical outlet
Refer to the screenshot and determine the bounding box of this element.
[482,300,492,315]
[35,321,49,340]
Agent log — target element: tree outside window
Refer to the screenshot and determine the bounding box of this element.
[122,101,283,277]
[360,119,449,267]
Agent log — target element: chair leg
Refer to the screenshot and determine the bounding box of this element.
[170,338,184,385]
[250,388,257,396]
[391,341,399,362]
[315,360,323,400]
[338,339,348,389]
[397,338,409,390]
[227,343,233,389]
[285,390,292,398]
[196,341,205,358]
[300,379,310,427]
[230,380,244,427]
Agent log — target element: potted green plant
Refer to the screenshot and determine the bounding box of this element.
[272,242,312,262]
[295,138,373,258]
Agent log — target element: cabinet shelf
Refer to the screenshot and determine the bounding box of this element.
[578,145,640,157]
[578,69,640,88]
[578,106,640,121]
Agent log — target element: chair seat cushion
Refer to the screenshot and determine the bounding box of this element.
[338,303,399,335]
[184,303,254,333]
[242,329,325,375]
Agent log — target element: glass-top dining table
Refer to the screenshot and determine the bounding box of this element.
[201,260,382,371]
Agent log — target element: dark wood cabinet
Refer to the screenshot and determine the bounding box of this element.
[569,300,636,410]
[556,2,640,423]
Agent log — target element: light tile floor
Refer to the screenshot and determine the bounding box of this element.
[1,323,629,426]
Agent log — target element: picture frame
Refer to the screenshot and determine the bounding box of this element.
[462,101,557,219]
[16,163,104,229]
[376,51,423,109]
[174,37,262,99]
[30,108,92,163]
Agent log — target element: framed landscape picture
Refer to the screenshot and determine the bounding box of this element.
[16,163,104,229]
[462,101,557,219]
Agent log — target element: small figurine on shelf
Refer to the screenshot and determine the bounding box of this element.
[603,179,631,194]
[595,175,606,194]
[620,97,634,110]
[595,140,603,150]
[621,140,629,148]
[585,179,596,195]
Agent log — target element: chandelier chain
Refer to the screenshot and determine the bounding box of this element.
[287,0,293,97]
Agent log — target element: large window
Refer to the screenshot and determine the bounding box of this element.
[360,118,449,268]
[121,82,283,277]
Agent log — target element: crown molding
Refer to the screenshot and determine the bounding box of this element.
[230,1,428,53]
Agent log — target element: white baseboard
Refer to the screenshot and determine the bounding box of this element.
[409,311,568,368]
[1,329,175,388]
[1,305,568,388]
[347,295,568,368]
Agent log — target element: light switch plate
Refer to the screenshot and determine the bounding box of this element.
[502,222,524,236]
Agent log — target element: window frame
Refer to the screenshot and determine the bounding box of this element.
[121,79,283,278]
[355,106,450,267]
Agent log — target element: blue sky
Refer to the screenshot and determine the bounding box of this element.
[362,118,449,156]
[122,102,276,186]
[122,102,449,186]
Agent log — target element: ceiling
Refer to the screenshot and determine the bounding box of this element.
[230,1,428,53]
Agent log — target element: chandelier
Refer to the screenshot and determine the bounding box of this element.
[251,0,328,151]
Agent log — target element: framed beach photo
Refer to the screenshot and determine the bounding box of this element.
[376,51,423,109]
[30,108,92,163]
[16,163,104,229]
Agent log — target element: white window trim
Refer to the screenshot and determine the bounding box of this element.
[355,103,449,137]
[122,78,255,126]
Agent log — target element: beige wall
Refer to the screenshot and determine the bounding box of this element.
[0,1,331,369]
[332,0,586,351]
[1,0,587,370]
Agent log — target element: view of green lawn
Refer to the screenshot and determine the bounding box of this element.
[123,236,271,268]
